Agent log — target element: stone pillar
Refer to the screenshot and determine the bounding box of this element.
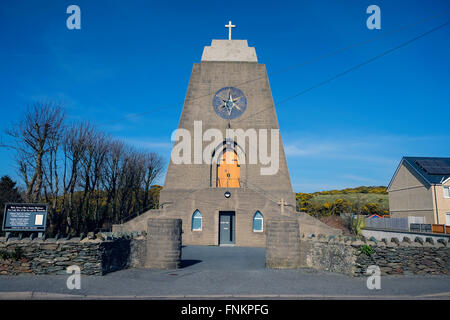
[265,217,301,269]
[145,218,182,269]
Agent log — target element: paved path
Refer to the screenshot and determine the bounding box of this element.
[0,246,449,299]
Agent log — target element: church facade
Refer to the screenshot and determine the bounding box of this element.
[113,27,338,247]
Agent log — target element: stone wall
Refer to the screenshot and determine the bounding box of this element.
[0,236,136,276]
[0,218,182,275]
[352,237,450,276]
[298,236,449,276]
[297,237,355,275]
[128,237,146,268]
[266,219,450,276]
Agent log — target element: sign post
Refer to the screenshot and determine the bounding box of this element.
[2,203,48,238]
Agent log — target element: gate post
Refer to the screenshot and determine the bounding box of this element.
[265,217,301,269]
[145,218,182,269]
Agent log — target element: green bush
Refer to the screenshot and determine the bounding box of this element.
[351,215,366,235]
[360,244,373,256]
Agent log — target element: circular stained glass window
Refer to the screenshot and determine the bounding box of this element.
[212,87,247,120]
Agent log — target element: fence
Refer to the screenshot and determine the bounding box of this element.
[365,217,450,234]
[431,224,450,234]
[410,223,432,233]
[365,216,426,232]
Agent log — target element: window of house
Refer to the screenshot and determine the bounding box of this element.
[444,186,450,198]
[192,210,202,231]
[253,211,263,232]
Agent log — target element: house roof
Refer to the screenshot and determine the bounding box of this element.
[388,157,450,189]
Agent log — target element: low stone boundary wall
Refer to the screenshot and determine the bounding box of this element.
[0,218,183,276]
[352,238,449,276]
[301,236,449,276]
[0,236,132,276]
[298,236,355,275]
[266,219,450,276]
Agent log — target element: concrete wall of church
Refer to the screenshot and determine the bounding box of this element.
[145,218,182,269]
[113,188,341,247]
[153,55,302,247]
[112,209,166,233]
[265,218,301,268]
[163,61,294,195]
[160,188,295,247]
[297,211,342,237]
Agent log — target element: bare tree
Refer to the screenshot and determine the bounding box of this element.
[76,129,109,232]
[3,104,165,235]
[62,122,92,233]
[101,139,126,224]
[42,118,65,233]
[90,133,109,226]
[5,102,65,202]
[117,149,141,221]
[142,152,164,210]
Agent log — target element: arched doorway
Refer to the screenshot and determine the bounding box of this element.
[217,150,240,188]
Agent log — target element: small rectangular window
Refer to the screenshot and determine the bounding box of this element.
[192,218,202,231]
[444,186,450,198]
[253,219,263,232]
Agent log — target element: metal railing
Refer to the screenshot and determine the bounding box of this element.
[365,216,425,232]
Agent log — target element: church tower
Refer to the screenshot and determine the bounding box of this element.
[159,23,296,246]
[113,23,338,246]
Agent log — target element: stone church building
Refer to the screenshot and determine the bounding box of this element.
[113,25,338,246]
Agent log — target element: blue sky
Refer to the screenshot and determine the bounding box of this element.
[0,0,449,193]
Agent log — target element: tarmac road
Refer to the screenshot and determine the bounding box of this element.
[0,246,449,299]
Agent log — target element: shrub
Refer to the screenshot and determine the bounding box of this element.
[345,214,366,236]
[360,244,373,256]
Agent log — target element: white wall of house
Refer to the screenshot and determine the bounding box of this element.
[434,180,450,225]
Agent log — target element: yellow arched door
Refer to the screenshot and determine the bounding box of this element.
[217,150,240,188]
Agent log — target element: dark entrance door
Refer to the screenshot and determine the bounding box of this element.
[219,211,235,245]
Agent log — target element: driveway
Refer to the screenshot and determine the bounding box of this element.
[180,246,266,271]
[0,246,449,299]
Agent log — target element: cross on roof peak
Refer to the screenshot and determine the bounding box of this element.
[225,20,236,40]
